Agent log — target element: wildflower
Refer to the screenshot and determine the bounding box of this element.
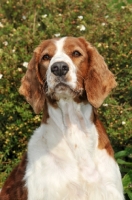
[78,16,83,20]
[122,121,126,125]
[18,68,22,72]
[80,25,86,31]
[77,25,86,31]
[103,103,108,107]
[22,62,28,68]
[54,33,60,37]
[12,49,16,53]
[3,41,8,46]
[0,22,4,28]
[58,14,62,16]
[0,74,3,79]
[98,43,102,47]
[105,15,109,19]
[121,6,125,9]
[101,23,106,26]
[42,14,47,18]
[22,15,26,20]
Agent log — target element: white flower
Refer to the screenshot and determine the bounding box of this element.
[0,74,3,79]
[3,41,8,46]
[103,103,108,107]
[78,16,83,20]
[98,43,102,47]
[18,68,22,72]
[0,22,4,28]
[101,23,106,26]
[54,33,60,37]
[42,14,47,18]
[22,62,28,68]
[38,23,41,27]
[77,25,86,31]
[58,13,62,16]
[80,25,86,31]
[12,49,16,53]
[22,15,26,20]
[122,121,126,125]
[105,15,109,19]
[121,6,125,9]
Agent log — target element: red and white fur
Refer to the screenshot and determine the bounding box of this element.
[0,37,125,200]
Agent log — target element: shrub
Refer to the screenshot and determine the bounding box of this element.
[0,0,132,198]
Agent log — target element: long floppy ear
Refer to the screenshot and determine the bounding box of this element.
[19,47,45,114]
[84,42,117,108]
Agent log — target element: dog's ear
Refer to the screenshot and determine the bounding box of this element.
[84,40,117,108]
[19,47,45,114]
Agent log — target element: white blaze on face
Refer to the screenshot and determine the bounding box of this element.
[46,37,77,92]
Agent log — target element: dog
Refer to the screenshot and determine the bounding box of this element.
[0,37,125,200]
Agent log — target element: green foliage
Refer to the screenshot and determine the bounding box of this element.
[0,0,132,198]
[115,147,132,199]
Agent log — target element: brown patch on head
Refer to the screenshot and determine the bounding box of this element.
[39,40,57,78]
[63,37,117,106]
[63,37,89,91]
[61,37,117,107]
[19,39,56,114]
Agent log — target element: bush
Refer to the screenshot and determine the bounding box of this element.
[0,0,132,198]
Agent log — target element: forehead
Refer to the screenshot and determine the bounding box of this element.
[39,37,87,54]
[55,37,87,53]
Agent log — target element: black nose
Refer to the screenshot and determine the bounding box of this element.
[51,62,69,76]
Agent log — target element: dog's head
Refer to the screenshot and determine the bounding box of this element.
[19,37,117,114]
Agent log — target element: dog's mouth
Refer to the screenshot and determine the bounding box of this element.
[45,81,83,100]
[52,82,77,98]
[55,82,72,91]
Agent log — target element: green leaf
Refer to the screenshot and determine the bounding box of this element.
[127,191,132,199]
[115,148,132,159]
[117,159,132,167]
[122,170,132,190]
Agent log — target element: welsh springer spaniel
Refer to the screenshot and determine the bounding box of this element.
[0,37,125,200]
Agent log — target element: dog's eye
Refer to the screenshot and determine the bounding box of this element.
[42,54,51,61]
[72,50,81,57]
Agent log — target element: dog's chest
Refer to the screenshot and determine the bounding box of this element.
[25,102,100,199]
[25,101,123,200]
[26,131,98,199]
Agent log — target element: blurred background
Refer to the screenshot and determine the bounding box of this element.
[0,0,132,198]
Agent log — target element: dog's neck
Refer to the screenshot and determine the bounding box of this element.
[44,98,94,133]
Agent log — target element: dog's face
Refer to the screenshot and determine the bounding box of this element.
[19,37,117,114]
[39,37,89,100]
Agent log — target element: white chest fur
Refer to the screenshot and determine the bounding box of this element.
[25,99,124,200]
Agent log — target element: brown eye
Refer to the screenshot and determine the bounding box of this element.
[72,50,81,57]
[42,54,51,61]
